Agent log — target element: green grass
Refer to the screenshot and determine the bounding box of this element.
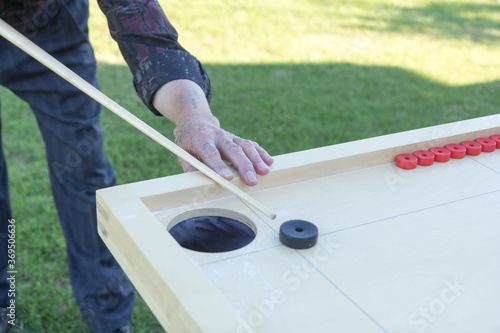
[1,0,499,331]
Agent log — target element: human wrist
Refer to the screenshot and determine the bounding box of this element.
[152,79,215,126]
[175,111,220,129]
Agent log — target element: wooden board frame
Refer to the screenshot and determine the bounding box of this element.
[96,114,500,333]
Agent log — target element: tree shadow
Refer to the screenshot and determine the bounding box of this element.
[96,63,500,159]
[348,1,500,43]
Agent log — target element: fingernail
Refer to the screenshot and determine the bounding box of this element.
[246,171,258,183]
[221,168,233,179]
[258,162,270,171]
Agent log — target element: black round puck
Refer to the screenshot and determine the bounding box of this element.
[279,219,319,249]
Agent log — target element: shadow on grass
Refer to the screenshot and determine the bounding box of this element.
[343,1,500,42]
[4,61,498,333]
[96,62,499,160]
[206,63,499,155]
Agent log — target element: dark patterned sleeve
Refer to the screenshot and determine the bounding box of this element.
[97,0,211,115]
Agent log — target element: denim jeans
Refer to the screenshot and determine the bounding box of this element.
[0,0,134,331]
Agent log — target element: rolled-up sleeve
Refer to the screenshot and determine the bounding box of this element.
[98,0,211,115]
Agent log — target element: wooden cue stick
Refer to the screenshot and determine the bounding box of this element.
[0,19,277,220]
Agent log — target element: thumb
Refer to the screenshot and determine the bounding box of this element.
[178,157,198,173]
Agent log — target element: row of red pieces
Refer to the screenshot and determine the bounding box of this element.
[396,135,500,170]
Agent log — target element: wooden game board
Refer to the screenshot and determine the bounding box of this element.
[96,114,500,333]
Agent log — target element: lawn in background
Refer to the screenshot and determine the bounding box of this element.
[1,0,499,332]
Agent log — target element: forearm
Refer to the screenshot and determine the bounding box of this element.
[98,0,211,114]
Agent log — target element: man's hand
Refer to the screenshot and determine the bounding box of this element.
[152,80,273,186]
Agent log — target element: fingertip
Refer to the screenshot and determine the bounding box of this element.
[179,157,198,173]
[260,151,274,166]
[257,161,271,175]
[220,167,234,180]
[245,171,258,186]
[184,166,198,173]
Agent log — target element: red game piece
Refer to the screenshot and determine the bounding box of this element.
[429,147,451,162]
[476,137,496,152]
[445,144,466,159]
[413,150,435,166]
[396,154,418,169]
[461,141,482,156]
[491,135,500,149]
